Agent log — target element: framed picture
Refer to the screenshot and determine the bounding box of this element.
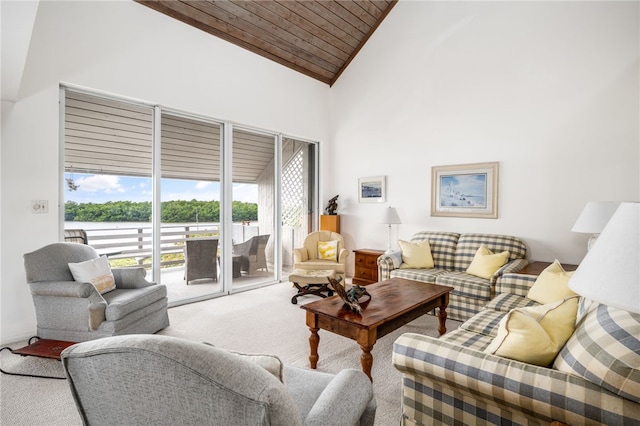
[431,162,499,218]
[358,176,386,203]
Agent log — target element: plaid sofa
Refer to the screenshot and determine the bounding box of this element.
[378,232,528,322]
[392,273,640,425]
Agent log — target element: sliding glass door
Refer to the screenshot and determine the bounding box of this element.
[62,86,318,305]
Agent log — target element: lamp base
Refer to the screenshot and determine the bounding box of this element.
[587,234,599,251]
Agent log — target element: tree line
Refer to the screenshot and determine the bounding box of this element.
[65,200,258,223]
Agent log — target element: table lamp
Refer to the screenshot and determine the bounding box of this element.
[571,201,620,250]
[568,202,639,314]
[382,207,401,254]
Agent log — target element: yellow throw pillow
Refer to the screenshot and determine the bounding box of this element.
[317,240,338,261]
[398,239,434,269]
[527,260,577,304]
[466,245,509,279]
[68,255,116,294]
[485,296,579,366]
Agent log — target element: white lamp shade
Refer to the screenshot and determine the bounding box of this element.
[568,202,640,313]
[571,201,620,234]
[382,207,401,225]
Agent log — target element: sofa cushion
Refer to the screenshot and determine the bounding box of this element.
[485,296,579,366]
[440,328,494,352]
[466,245,509,279]
[485,292,539,313]
[317,240,338,261]
[390,268,448,284]
[435,271,493,300]
[453,233,527,271]
[103,285,167,321]
[460,309,506,337]
[554,302,640,404]
[527,260,577,304]
[409,231,459,270]
[398,239,434,269]
[68,256,116,294]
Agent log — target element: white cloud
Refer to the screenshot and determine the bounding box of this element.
[76,175,124,193]
[195,181,212,189]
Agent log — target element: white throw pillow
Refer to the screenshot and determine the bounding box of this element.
[68,256,116,294]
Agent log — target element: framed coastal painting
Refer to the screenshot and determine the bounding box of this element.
[431,162,499,218]
[358,176,386,203]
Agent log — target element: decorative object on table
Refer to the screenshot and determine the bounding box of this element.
[382,206,401,254]
[328,277,371,313]
[324,195,339,215]
[568,202,639,313]
[571,201,620,250]
[431,162,498,218]
[358,176,386,203]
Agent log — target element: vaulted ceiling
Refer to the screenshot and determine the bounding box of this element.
[134,0,398,86]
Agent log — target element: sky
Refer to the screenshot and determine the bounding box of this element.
[65,173,258,204]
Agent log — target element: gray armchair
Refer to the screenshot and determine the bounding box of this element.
[62,334,376,426]
[23,243,169,342]
[233,234,270,275]
[184,238,219,284]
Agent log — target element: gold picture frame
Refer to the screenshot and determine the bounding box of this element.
[431,162,499,219]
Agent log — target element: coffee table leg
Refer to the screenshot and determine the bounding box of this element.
[309,327,319,369]
[359,344,374,381]
[437,303,447,336]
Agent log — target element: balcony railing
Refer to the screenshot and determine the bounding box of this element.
[67,223,259,268]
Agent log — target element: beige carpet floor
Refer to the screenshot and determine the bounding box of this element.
[1,281,460,426]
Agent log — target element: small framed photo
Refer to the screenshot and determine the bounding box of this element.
[358,176,386,203]
[431,162,499,218]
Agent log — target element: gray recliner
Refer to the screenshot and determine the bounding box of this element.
[62,334,377,426]
[23,243,169,342]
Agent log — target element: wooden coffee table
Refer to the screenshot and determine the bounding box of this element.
[301,278,453,381]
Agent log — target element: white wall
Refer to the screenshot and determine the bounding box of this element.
[1,1,330,343]
[329,1,639,273]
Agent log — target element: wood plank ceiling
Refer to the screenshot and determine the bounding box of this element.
[134,0,398,86]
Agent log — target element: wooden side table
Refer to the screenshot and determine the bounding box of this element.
[519,261,578,275]
[353,249,384,285]
[320,215,340,233]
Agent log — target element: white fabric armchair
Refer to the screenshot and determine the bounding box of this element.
[62,334,376,426]
[23,243,169,342]
[293,231,349,281]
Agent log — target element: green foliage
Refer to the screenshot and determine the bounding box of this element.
[65,200,257,223]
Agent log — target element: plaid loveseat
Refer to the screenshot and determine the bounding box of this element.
[392,273,640,425]
[378,232,528,322]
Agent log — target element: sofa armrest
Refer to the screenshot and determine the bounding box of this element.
[112,267,153,289]
[29,280,96,298]
[29,281,107,329]
[293,248,308,264]
[377,251,401,281]
[489,258,528,283]
[495,272,538,296]
[393,333,639,425]
[337,248,349,265]
[305,368,374,426]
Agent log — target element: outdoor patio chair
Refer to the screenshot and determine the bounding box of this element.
[64,229,88,244]
[184,238,219,284]
[62,334,377,426]
[233,234,270,276]
[23,243,169,342]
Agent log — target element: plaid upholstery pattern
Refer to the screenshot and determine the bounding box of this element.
[409,232,460,270]
[390,268,449,283]
[378,232,527,322]
[452,234,527,272]
[495,273,538,296]
[393,333,640,425]
[485,292,538,313]
[554,302,640,404]
[459,308,506,337]
[440,328,493,351]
